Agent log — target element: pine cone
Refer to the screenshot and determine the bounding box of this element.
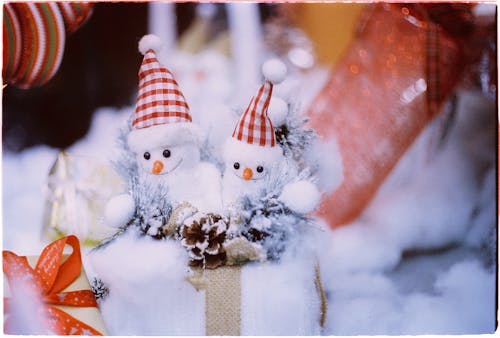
[180,212,229,269]
[91,278,109,302]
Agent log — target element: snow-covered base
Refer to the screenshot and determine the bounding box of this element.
[88,227,322,335]
[322,252,496,335]
[241,252,322,335]
[89,229,205,335]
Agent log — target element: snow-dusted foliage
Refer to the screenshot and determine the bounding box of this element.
[274,99,316,163]
[227,161,317,261]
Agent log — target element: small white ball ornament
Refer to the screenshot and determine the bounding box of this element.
[279,180,321,214]
[268,97,288,126]
[104,193,136,228]
[138,34,163,55]
[262,59,287,85]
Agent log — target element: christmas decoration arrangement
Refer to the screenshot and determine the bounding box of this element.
[4,3,496,336]
[3,235,106,335]
[88,34,329,335]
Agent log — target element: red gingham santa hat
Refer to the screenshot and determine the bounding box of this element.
[128,34,202,152]
[232,59,287,148]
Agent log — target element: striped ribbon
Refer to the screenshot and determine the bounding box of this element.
[2,2,93,89]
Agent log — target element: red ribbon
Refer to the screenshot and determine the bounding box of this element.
[3,235,102,335]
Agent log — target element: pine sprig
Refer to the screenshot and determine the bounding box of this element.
[110,118,139,187]
[274,99,316,162]
[129,179,173,239]
[233,161,314,260]
[91,277,109,302]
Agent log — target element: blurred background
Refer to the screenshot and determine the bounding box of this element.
[2,2,498,335]
[3,3,366,151]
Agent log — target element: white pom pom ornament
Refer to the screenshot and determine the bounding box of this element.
[279,180,321,214]
[138,34,163,55]
[262,59,287,85]
[105,193,136,228]
[268,97,288,126]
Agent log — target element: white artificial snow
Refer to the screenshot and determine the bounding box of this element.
[241,248,322,335]
[4,276,51,334]
[88,228,205,335]
[323,259,495,335]
[465,167,496,250]
[304,136,343,194]
[2,145,58,254]
[68,107,131,160]
[174,205,197,225]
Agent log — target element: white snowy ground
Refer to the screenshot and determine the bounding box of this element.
[2,57,497,335]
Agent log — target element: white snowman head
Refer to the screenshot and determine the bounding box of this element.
[127,35,203,179]
[222,59,287,201]
[223,137,283,184]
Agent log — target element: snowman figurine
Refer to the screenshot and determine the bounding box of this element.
[222,59,320,214]
[91,35,221,335]
[105,34,222,228]
[219,59,324,335]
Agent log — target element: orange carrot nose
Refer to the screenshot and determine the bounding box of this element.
[152,160,164,174]
[243,168,253,180]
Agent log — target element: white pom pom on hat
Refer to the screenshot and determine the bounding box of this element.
[138,34,163,55]
[262,59,287,85]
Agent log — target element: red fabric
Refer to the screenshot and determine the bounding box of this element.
[3,235,102,335]
[134,50,193,129]
[232,81,276,147]
[57,2,94,34]
[307,4,473,228]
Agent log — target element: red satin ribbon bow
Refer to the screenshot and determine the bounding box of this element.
[3,235,102,335]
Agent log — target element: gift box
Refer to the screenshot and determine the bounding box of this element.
[190,262,328,336]
[90,225,326,336]
[3,235,107,335]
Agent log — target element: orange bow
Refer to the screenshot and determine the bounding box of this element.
[3,235,102,335]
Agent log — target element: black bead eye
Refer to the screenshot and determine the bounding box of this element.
[256,166,264,173]
[143,152,151,160]
[163,149,171,158]
[233,162,240,170]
